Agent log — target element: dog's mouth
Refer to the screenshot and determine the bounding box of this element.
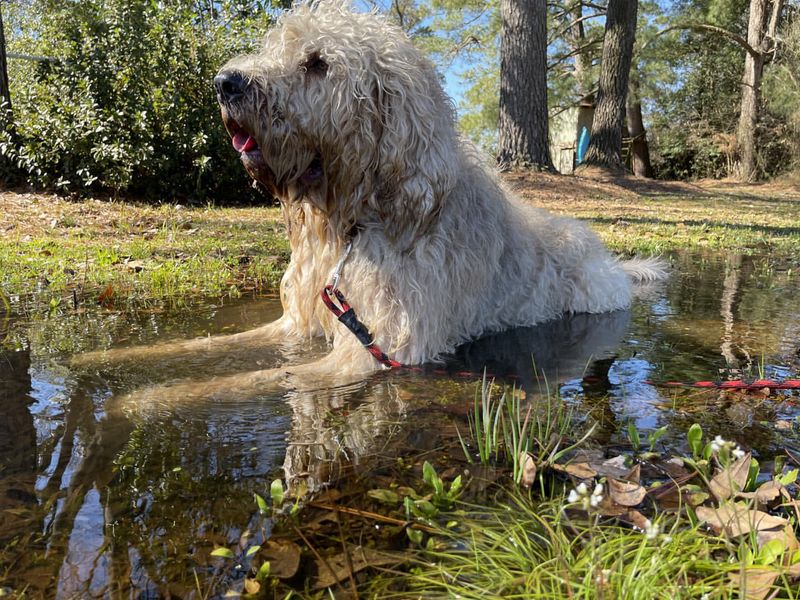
[223,115,324,189]
[225,118,261,156]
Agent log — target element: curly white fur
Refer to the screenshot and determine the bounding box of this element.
[214,1,665,377]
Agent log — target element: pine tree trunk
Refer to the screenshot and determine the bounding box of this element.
[0,4,12,114]
[581,0,638,174]
[626,70,653,177]
[736,0,769,182]
[567,2,592,97]
[497,0,554,171]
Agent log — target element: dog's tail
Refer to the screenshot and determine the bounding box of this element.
[621,256,669,283]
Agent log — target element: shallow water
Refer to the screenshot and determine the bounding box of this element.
[1,251,799,597]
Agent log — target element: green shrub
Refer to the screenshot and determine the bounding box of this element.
[1,0,284,202]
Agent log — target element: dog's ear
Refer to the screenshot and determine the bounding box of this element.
[370,48,458,245]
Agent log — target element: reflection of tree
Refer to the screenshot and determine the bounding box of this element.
[0,349,35,541]
[720,254,744,371]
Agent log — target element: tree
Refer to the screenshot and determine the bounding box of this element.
[0,3,11,114]
[626,66,653,177]
[580,0,638,173]
[737,0,784,181]
[497,0,553,170]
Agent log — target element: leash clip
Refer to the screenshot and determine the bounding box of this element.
[329,240,353,291]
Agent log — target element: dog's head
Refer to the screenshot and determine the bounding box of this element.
[215,1,457,244]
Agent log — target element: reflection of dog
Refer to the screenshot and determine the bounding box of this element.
[209,1,664,385]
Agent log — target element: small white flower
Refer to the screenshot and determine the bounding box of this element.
[595,568,612,585]
[644,519,661,540]
[589,483,604,507]
[732,446,746,460]
[710,435,726,453]
[566,480,603,510]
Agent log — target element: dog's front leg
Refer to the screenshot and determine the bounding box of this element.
[71,314,301,368]
[116,336,383,407]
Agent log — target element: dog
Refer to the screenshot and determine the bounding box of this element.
[80,0,663,398]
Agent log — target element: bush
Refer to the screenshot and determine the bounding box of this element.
[1,0,283,202]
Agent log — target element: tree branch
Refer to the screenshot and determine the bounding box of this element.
[644,23,761,58]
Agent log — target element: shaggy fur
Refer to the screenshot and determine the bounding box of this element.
[79,1,661,395]
[210,1,664,381]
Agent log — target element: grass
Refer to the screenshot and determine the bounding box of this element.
[363,495,800,599]
[0,193,289,309]
[2,176,799,312]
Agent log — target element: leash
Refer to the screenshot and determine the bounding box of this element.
[319,243,800,393]
[320,241,402,369]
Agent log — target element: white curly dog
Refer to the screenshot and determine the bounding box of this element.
[87,1,663,396]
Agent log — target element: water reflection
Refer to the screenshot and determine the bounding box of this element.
[1,251,799,596]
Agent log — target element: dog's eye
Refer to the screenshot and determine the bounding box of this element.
[302,53,328,75]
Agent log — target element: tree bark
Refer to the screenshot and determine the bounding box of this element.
[0,4,11,114]
[737,0,768,182]
[497,0,554,171]
[580,0,638,174]
[626,68,653,177]
[736,0,783,182]
[566,1,593,97]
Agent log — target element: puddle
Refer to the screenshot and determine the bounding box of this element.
[1,251,799,597]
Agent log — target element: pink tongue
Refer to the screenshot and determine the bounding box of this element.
[232,131,257,153]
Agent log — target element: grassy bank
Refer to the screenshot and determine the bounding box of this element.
[0,192,289,310]
[2,176,799,310]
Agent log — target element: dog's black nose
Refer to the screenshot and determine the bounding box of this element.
[214,71,247,102]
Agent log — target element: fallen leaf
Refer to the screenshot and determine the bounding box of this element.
[520,452,537,488]
[311,547,404,589]
[552,461,597,480]
[608,478,647,507]
[708,452,751,501]
[696,504,798,553]
[258,539,301,579]
[243,577,261,594]
[624,508,650,530]
[728,568,779,600]
[737,480,787,507]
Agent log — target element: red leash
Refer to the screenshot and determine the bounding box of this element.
[320,284,402,369]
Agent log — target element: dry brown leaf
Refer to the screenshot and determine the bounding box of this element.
[552,461,597,480]
[243,577,261,595]
[708,452,752,501]
[520,452,537,488]
[624,463,641,484]
[696,504,789,540]
[258,539,302,579]
[311,547,404,589]
[608,478,647,507]
[728,568,779,600]
[624,508,650,530]
[737,480,787,507]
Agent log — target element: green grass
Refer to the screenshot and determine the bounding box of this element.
[3,177,799,312]
[0,196,289,309]
[364,495,798,599]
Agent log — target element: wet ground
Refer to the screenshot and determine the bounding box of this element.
[1,251,800,598]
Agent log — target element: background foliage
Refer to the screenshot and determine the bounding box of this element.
[1,0,799,194]
[1,0,283,201]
